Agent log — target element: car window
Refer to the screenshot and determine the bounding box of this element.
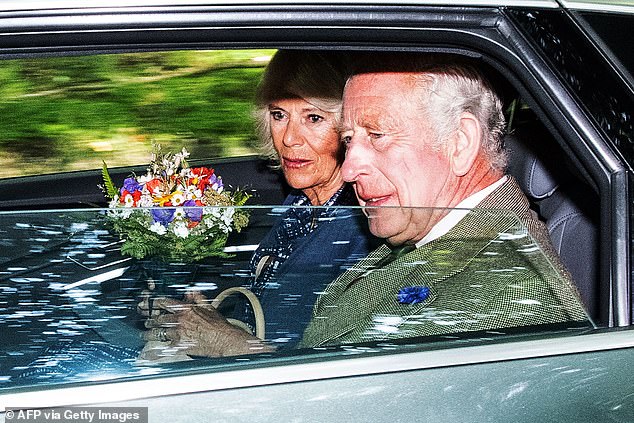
[0,49,274,179]
[0,205,594,391]
[577,11,634,82]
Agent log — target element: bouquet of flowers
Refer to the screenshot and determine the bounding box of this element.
[101,145,250,262]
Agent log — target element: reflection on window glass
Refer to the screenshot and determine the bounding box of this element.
[0,206,593,390]
[0,50,275,179]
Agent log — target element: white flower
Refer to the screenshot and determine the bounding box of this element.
[206,207,222,218]
[185,186,202,200]
[173,222,189,238]
[173,208,186,220]
[137,174,153,184]
[123,193,135,207]
[176,147,190,161]
[221,208,235,226]
[211,182,223,193]
[149,222,167,235]
[199,207,234,232]
[109,208,132,219]
[171,191,185,206]
[202,215,215,227]
[138,195,154,208]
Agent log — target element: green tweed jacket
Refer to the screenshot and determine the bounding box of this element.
[299,177,592,348]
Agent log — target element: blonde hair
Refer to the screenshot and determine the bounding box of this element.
[254,50,352,165]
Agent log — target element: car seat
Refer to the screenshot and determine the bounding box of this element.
[505,133,599,319]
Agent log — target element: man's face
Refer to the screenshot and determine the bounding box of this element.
[341,72,453,246]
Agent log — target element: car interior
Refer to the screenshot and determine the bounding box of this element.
[0,48,604,310]
[0,46,610,387]
[505,121,600,320]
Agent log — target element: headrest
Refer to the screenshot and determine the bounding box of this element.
[505,134,559,200]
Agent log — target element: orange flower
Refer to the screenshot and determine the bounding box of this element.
[145,178,161,194]
[157,194,173,206]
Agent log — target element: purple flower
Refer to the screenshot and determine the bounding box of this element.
[183,200,202,222]
[209,174,224,191]
[122,177,142,194]
[151,208,175,225]
[397,286,430,304]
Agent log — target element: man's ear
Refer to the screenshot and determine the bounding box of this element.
[448,112,482,177]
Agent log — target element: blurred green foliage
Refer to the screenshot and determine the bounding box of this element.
[0,49,274,178]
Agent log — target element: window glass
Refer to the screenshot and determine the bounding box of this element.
[0,50,274,179]
[578,12,634,80]
[0,205,593,390]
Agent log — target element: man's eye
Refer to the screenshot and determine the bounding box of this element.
[270,111,286,121]
[307,114,324,123]
[369,132,384,140]
[341,135,352,145]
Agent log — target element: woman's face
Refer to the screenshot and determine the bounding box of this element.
[269,98,344,205]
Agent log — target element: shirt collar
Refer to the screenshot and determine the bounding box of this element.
[415,176,507,248]
[290,184,350,207]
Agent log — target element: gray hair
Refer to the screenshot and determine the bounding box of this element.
[351,54,508,171]
[254,50,352,164]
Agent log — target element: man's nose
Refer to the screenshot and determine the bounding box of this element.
[342,141,370,182]
[282,118,304,147]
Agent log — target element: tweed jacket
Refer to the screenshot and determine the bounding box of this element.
[299,177,591,348]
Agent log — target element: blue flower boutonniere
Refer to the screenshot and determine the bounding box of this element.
[397,286,430,304]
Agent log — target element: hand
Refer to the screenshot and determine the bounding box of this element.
[142,292,273,357]
[137,289,165,318]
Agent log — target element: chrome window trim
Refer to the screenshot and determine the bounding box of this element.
[562,0,634,14]
[0,0,559,13]
[2,329,633,411]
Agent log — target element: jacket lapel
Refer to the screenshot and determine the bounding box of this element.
[302,178,537,347]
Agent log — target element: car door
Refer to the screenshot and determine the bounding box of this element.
[1,2,633,422]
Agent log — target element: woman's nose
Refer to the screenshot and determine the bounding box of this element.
[282,118,304,147]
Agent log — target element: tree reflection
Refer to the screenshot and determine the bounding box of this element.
[0,50,273,178]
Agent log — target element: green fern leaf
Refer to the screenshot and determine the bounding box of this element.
[102,161,118,200]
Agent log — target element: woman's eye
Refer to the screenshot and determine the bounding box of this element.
[270,111,286,121]
[307,114,324,123]
[341,135,352,145]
